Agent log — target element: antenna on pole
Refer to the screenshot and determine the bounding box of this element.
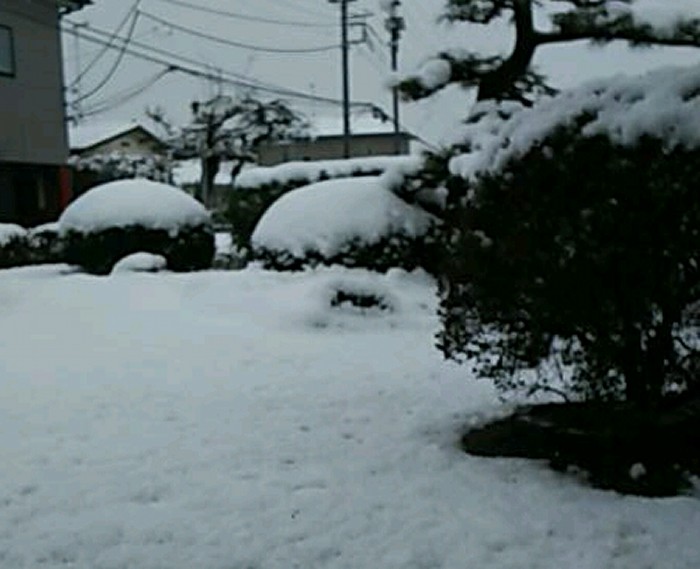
[328,0,357,159]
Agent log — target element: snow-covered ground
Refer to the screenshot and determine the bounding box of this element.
[0,265,698,569]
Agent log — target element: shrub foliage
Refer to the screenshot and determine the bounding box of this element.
[252,228,441,275]
[63,224,215,275]
[437,127,700,406]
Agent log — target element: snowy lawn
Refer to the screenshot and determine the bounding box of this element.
[0,265,698,569]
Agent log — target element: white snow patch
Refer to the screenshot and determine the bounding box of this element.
[171,158,238,187]
[235,155,420,190]
[417,58,452,90]
[629,463,648,480]
[251,176,435,258]
[449,63,700,182]
[111,252,168,274]
[59,178,211,234]
[0,223,27,246]
[0,265,697,569]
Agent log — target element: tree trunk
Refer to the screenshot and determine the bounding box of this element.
[477,0,537,102]
[200,155,220,208]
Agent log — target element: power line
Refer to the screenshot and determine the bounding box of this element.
[74,68,174,118]
[72,10,140,104]
[62,24,377,111]
[145,0,336,28]
[68,0,141,88]
[137,11,341,54]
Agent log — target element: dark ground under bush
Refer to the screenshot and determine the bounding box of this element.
[462,395,700,496]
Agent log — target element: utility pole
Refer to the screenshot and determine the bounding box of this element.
[329,0,357,159]
[384,1,405,137]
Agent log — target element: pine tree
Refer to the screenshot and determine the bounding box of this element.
[400,0,700,106]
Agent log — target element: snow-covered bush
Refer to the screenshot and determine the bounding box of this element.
[437,64,700,406]
[59,179,214,275]
[26,222,63,265]
[250,177,439,273]
[70,152,172,184]
[228,156,420,252]
[0,224,28,269]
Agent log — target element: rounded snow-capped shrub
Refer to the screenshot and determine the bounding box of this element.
[27,222,63,264]
[250,176,438,273]
[111,252,168,274]
[59,179,214,275]
[0,224,29,268]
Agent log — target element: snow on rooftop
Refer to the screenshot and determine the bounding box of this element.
[235,155,421,190]
[59,179,211,234]
[449,63,700,182]
[251,176,435,258]
[69,120,162,151]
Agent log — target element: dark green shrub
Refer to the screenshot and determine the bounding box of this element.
[252,227,441,275]
[0,225,29,269]
[438,127,700,406]
[63,224,214,275]
[27,224,64,264]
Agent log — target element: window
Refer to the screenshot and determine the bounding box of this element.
[0,25,15,77]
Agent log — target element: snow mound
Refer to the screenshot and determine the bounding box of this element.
[59,179,211,234]
[449,63,700,181]
[0,223,27,246]
[111,252,168,274]
[28,222,59,236]
[417,59,452,90]
[235,156,421,190]
[251,177,435,258]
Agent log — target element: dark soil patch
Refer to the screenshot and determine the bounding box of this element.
[461,394,700,496]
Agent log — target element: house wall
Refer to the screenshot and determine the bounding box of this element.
[257,134,410,167]
[0,0,68,166]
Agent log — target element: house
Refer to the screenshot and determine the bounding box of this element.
[69,122,167,160]
[256,115,412,167]
[68,121,170,197]
[257,132,412,167]
[0,0,91,226]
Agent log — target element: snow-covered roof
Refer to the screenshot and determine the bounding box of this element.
[449,63,700,182]
[236,155,422,190]
[69,121,164,152]
[59,179,211,234]
[251,176,435,258]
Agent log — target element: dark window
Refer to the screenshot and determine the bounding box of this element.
[0,25,15,77]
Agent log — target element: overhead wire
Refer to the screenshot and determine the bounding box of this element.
[68,0,141,88]
[76,68,175,118]
[137,11,342,54]
[145,0,336,28]
[62,23,377,111]
[71,9,141,104]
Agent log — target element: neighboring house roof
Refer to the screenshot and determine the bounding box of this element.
[69,121,165,153]
[57,0,92,15]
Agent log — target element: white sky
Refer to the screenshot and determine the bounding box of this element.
[61,0,700,145]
